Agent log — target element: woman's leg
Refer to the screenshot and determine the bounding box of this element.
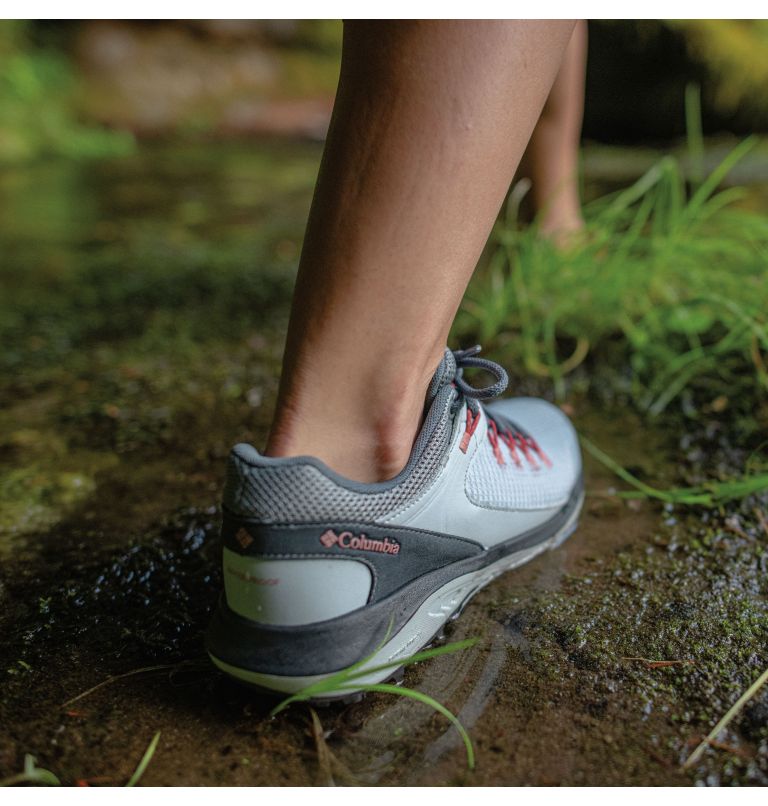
[521,20,588,242]
[266,21,576,482]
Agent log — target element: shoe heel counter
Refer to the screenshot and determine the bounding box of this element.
[221,513,373,626]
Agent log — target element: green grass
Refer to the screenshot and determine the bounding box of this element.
[456,137,768,423]
[582,435,768,506]
[0,755,60,787]
[0,732,161,787]
[457,103,768,510]
[126,731,161,787]
[271,637,479,770]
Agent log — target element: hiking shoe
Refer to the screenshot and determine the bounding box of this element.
[206,346,583,697]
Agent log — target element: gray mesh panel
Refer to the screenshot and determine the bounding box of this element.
[224,389,455,524]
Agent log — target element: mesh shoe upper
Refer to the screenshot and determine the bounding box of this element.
[466,397,582,510]
[223,347,582,532]
[224,387,455,523]
[222,350,461,523]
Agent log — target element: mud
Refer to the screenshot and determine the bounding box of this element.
[1,143,767,786]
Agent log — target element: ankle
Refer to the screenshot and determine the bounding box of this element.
[537,191,584,246]
[265,357,438,483]
[268,409,417,483]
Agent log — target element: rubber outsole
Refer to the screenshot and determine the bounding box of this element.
[208,487,584,699]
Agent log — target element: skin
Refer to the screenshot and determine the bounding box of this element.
[266,20,577,482]
[522,20,588,242]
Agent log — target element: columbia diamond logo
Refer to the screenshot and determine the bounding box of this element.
[319,529,340,548]
[235,527,254,549]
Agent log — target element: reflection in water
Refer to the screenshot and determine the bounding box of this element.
[337,621,506,783]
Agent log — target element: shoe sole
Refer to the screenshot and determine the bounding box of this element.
[207,483,584,699]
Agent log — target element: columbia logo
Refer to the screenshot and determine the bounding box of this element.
[234,527,254,549]
[320,529,339,548]
[319,529,400,555]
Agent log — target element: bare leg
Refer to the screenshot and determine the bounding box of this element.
[522,20,587,242]
[266,21,575,482]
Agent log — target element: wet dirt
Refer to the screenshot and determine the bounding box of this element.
[1,143,766,786]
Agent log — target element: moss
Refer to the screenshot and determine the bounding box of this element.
[0,421,121,544]
[493,514,768,783]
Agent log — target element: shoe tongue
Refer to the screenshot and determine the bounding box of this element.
[425,348,456,407]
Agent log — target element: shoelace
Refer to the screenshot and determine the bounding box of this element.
[452,345,509,401]
[451,346,552,469]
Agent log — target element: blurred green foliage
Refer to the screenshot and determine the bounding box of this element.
[0,20,134,163]
[670,20,768,116]
[456,137,768,441]
[580,20,768,140]
[265,21,343,98]
[4,19,768,159]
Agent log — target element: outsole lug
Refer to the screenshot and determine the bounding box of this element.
[308,690,365,707]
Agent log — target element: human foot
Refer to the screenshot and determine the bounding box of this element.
[207,347,583,698]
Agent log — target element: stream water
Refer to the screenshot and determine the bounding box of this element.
[1,142,766,786]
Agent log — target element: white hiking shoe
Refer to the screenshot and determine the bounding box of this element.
[207,346,583,697]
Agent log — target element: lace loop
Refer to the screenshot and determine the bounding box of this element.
[450,346,552,469]
[452,345,508,402]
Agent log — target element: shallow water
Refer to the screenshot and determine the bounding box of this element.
[1,143,767,786]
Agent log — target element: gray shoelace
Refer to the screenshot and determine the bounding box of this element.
[452,345,509,408]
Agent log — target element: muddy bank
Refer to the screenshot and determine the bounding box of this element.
[1,143,766,786]
[2,413,766,786]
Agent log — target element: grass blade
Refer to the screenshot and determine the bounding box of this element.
[582,436,768,506]
[684,136,757,222]
[62,664,175,708]
[581,435,678,503]
[125,731,161,787]
[336,682,476,770]
[0,755,60,787]
[341,638,479,683]
[601,161,665,220]
[270,638,479,769]
[270,637,478,716]
[683,666,768,769]
[685,83,705,187]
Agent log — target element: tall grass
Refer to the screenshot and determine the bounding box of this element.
[456,136,768,420]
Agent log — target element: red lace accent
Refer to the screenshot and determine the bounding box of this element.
[524,434,552,468]
[459,407,481,453]
[497,424,553,470]
[487,419,506,466]
[499,428,523,468]
[514,431,538,469]
[461,405,555,470]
